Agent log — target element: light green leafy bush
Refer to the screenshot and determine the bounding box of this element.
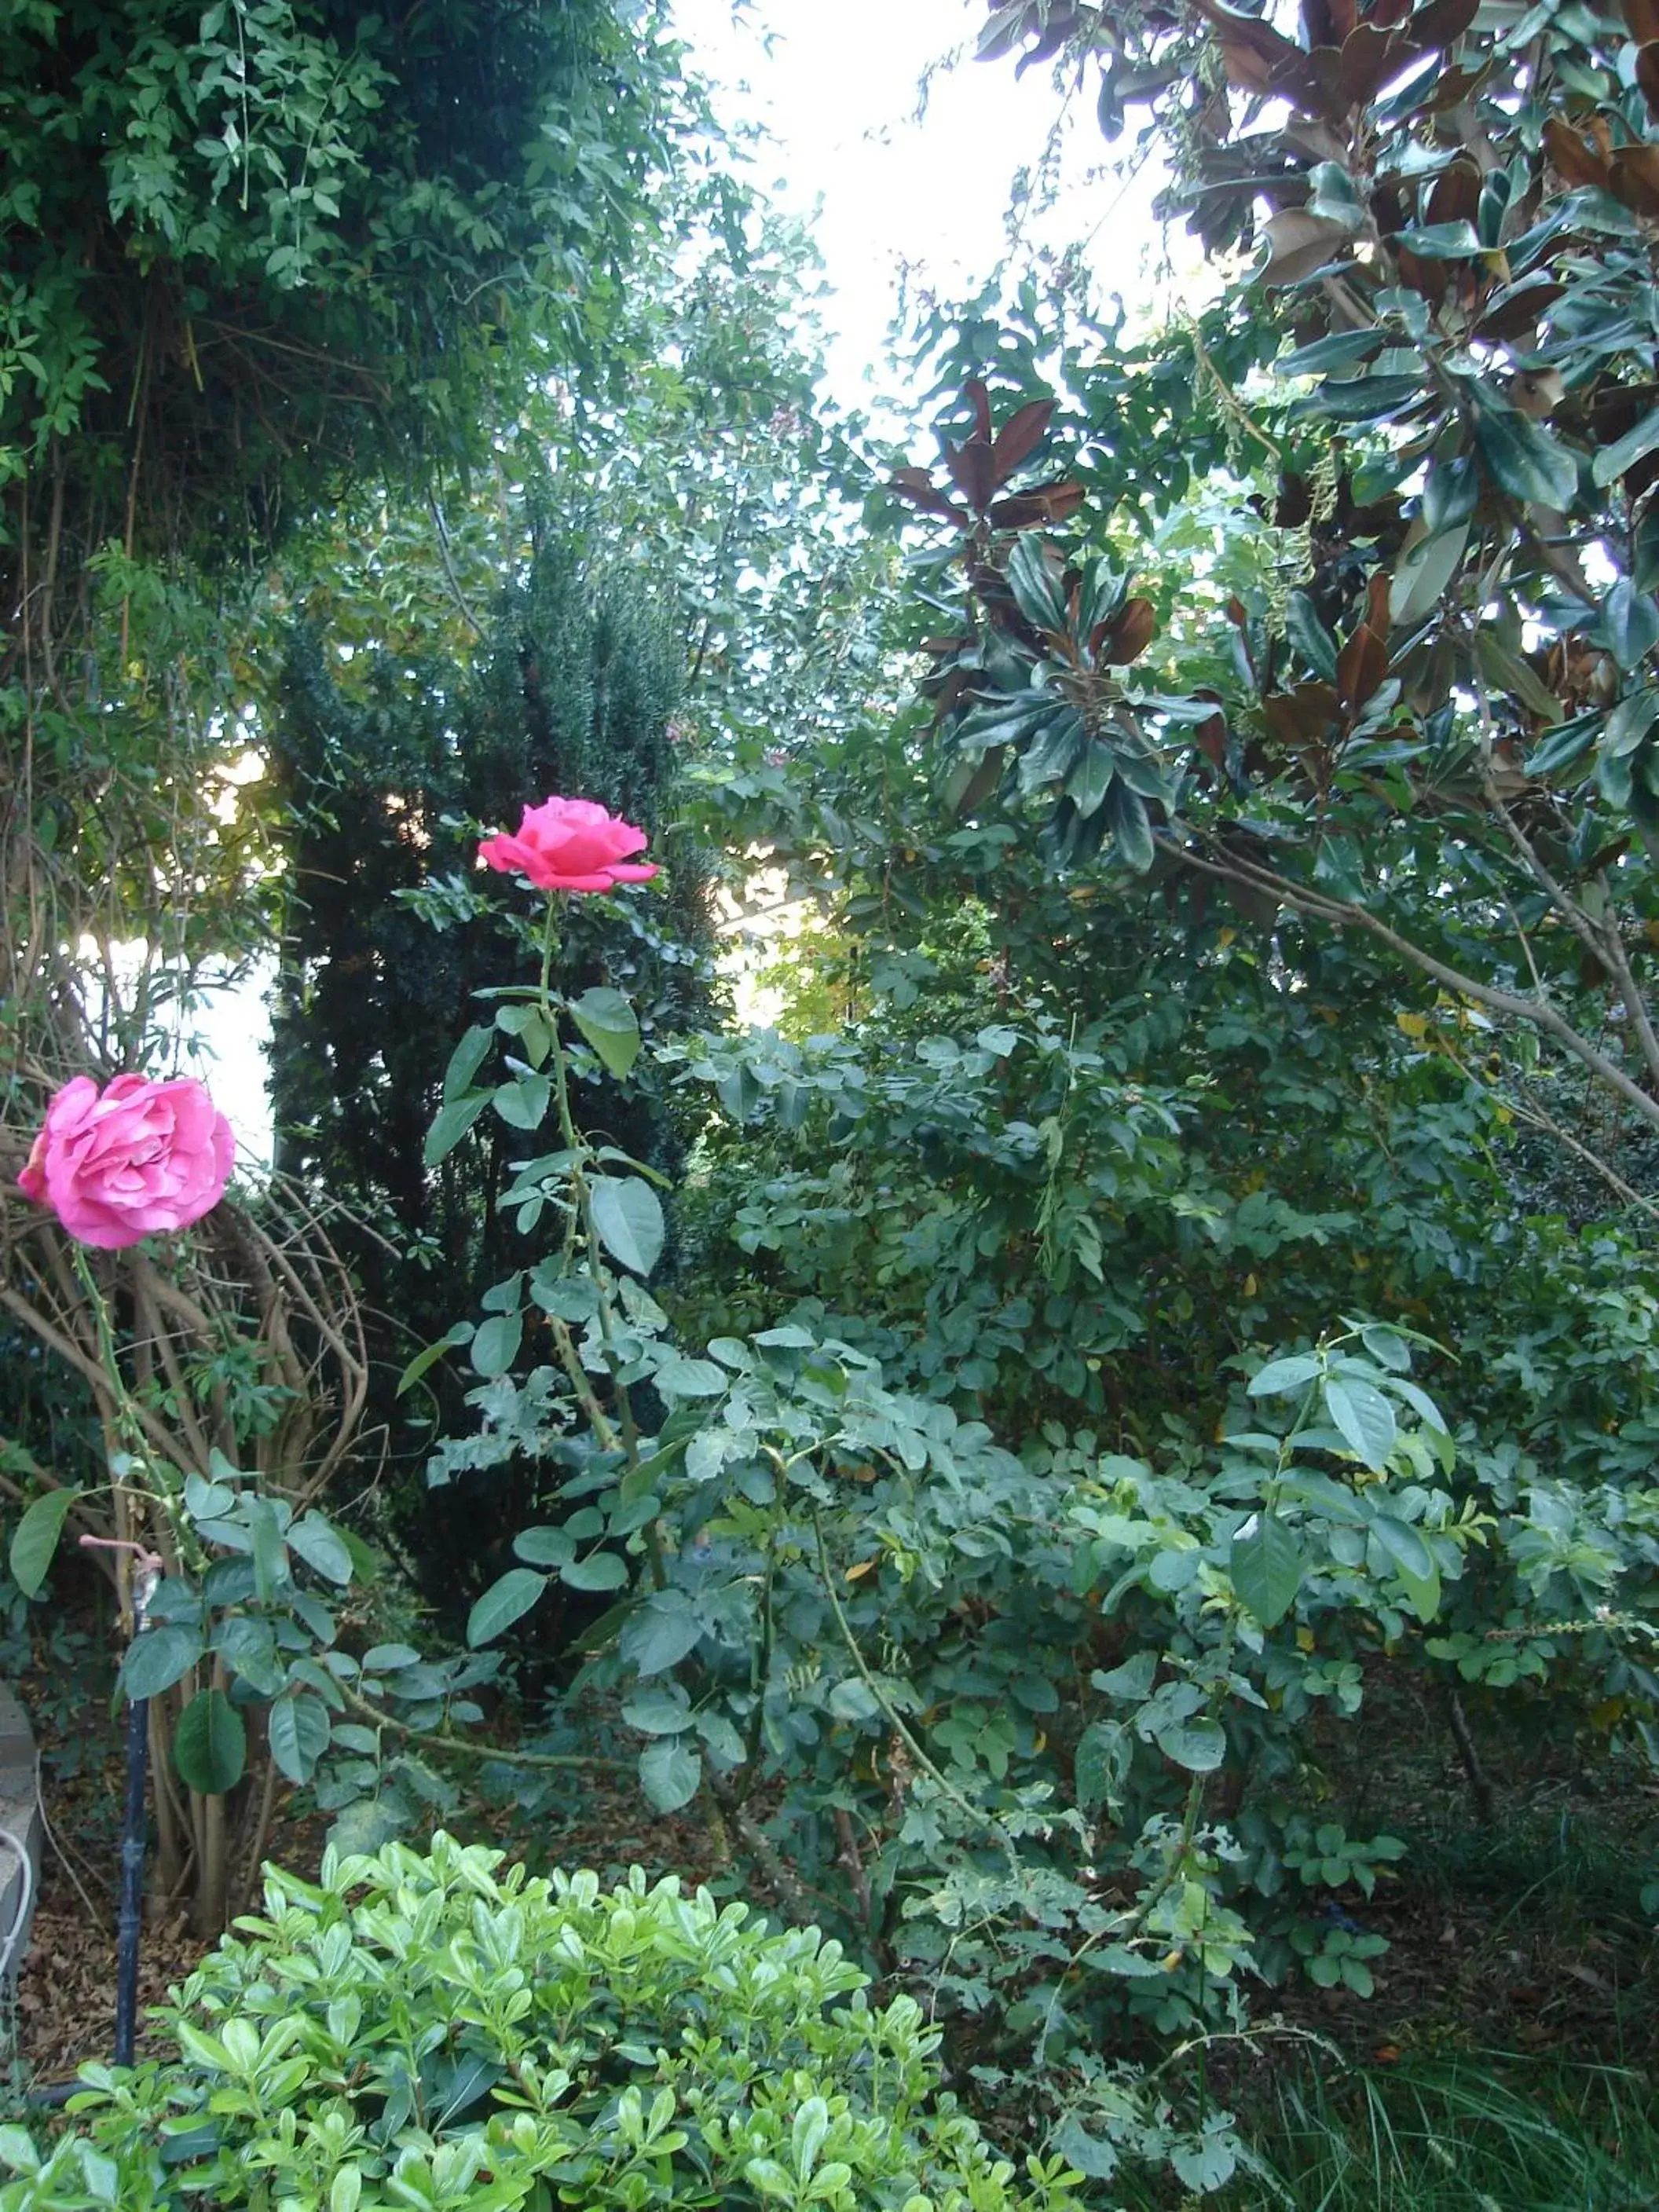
[0,1833,1082,2212]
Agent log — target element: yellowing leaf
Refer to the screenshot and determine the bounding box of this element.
[845,1558,879,1581]
[1396,1010,1430,1038]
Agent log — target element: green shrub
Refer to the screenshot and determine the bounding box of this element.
[0,1833,1082,2212]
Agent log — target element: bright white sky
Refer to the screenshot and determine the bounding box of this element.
[668,0,1189,420]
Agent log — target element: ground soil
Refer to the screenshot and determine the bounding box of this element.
[8,1662,1657,2092]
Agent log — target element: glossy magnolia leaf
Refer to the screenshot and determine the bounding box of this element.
[569,987,642,1080]
[1103,778,1154,872]
[1525,711,1601,779]
[9,1487,78,1599]
[442,1024,494,1103]
[268,1690,331,1785]
[1471,397,1579,511]
[1390,521,1470,630]
[1604,577,1659,670]
[1323,1375,1397,1470]
[1604,690,1659,760]
[1066,739,1115,819]
[1016,708,1085,793]
[589,1177,665,1276]
[120,1624,203,1702]
[423,1090,488,1168]
[1231,1511,1304,1629]
[1273,328,1382,377]
[1006,533,1068,631]
[1474,629,1564,724]
[467,1566,547,1648]
[1289,375,1426,425]
[1594,403,1659,487]
[639,1735,701,1813]
[1306,162,1367,229]
[1394,218,1483,256]
[1262,208,1354,285]
[1422,452,1478,534]
[1286,591,1339,683]
[174,1688,246,1796]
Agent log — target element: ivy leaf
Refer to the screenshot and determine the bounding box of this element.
[569,987,641,1080]
[174,1688,246,1796]
[467,1566,547,1648]
[589,1177,665,1276]
[9,1487,78,1599]
[639,1736,702,1813]
[1230,1511,1304,1629]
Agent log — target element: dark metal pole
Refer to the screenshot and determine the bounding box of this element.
[112,1683,149,2067]
[93,1546,159,2074]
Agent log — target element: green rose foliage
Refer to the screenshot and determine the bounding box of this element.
[0,1833,1082,2212]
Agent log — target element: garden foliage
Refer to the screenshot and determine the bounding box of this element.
[2,0,1659,2200]
[0,1832,1082,2212]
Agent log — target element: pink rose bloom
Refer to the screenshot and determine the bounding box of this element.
[478,797,659,894]
[17,1074,235,1251]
